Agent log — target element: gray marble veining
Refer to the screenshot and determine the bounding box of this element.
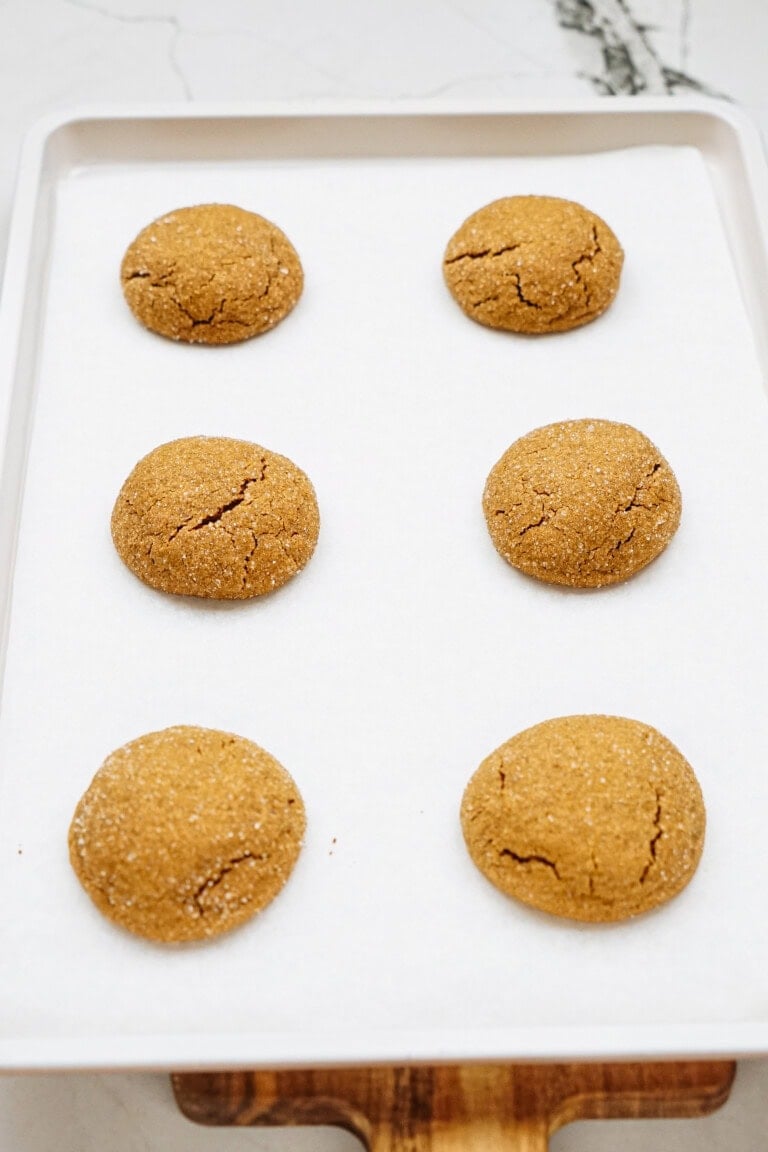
[556,0,723,96]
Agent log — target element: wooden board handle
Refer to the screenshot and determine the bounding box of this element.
[172,1060,735,1151]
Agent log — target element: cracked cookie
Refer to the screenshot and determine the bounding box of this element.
[111,435,320,599]
[483,419,681,588]
[443,195,623,334]
[460,715,705,923]
[68,725,306,943]
[120,203,303,344]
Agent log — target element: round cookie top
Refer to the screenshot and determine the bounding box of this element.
[120,203,303,344]
[460,715,705,923]
[443,195,623,334]
[69,726,306,943]
[111,435,320,600]
[483,419,681,588]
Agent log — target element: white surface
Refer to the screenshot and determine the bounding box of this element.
[2,1,768,1148]
[2,113,768,1071]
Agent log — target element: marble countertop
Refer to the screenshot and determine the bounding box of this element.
[2,0,768,275]
[2,2,768,1149]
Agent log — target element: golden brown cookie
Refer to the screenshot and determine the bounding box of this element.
[483,419,681,588]
[120,203,303,344]
[111,435,320,599]
[69,726,306,943]
[443,195,623,334]
[461,715,705,923]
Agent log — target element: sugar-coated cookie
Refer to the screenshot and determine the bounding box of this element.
[121,203,303,344]
[443,195,623,334]
[483,419,680,588]
[69,726,306,943]
[111,435,319,600]
[460,715,705,923]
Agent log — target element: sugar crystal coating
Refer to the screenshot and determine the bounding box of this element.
[111,435,320,600]
[483,418,681,588]
[69,725,306,943]
[443,195,623,334]
[120,203,303,344]
[460,714,705,923]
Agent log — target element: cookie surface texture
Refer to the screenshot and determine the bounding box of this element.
[120,203,303,344]
[69,726,306,943]
[111,435,320,599]
[483,418,681,588]
[460,715,705,923]
[443,195,623,334]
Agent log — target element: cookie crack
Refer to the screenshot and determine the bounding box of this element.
[203,295,229,325]
[444,248,491,264]
[188,466,267,532]
[569,225,602,313]
[613,526,635,552]
[124,260,179,289]
[232,236,285,315]
[236,282,278,311]
[500,848,560,880]
[192,852,255,916]
[167,513,196,542]
[445,244,521,265]
[493,502,522,517]
[511,273,542,310]
[123,492,167,518]
[189,292,233,328]
[190,489,252,530]
[517,498,557,537]
[639,791,664,884]
[259,235,278,304]
[518,512,549,536]
[580,461,666,567]
[585,854,619,906]
[239,525,303,591]
[242,530,259,590]
[136,270,253,331]
[623,461,662,512]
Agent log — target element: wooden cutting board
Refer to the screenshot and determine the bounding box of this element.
[173,1060,735,1150]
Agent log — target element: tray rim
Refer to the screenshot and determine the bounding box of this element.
[2,95,768,1073]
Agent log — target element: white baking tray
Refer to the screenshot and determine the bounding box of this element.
[2,98,768,1073]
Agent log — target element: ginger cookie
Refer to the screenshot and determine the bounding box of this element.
[443,195,623,334]
[111,435,320,600]
[483,419,681,588]
[120,203,303,344]
[460,715,705,923]
[69,726,306,943]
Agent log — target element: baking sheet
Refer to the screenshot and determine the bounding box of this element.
[2,105,768,1069]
